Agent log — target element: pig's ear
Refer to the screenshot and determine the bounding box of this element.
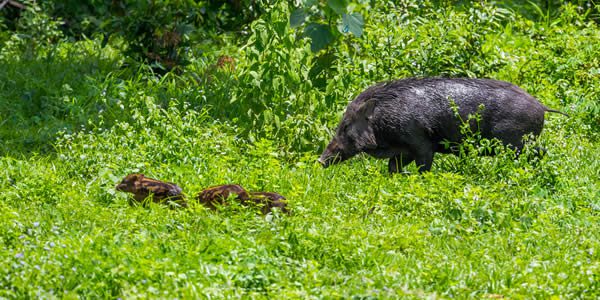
[357,99,376,120]
[353,100,377,149]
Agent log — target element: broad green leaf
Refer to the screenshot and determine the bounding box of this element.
[304,23,334,52]
[342,13,364,37]
[327,0,347,15]
[274,21,287,37]
[290,8,306,28]
[309,53,336,89]
[175,23,194,36]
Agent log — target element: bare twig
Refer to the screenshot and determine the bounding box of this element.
[9,0,25,9]
[0,0,25,10]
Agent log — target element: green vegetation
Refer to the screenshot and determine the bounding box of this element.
[1,0,599,298]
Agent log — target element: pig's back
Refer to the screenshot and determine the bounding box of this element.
[353,78,546,144]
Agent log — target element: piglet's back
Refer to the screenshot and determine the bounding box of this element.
[195,184,250,210]
[249,192,289,215]
[116,173,187,208]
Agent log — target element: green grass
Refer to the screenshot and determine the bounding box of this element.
[1,1,599,298]
[1,109,598,298]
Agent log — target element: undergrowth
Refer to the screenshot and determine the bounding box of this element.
[1,1,599,298]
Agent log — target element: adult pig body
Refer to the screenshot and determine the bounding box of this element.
[319,78,565,173]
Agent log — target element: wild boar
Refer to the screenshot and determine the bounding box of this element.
[196,185,289,214]
[248,191,289,215]
[318,78,567,173]
[195,184,250,210]
[116,173,188,208]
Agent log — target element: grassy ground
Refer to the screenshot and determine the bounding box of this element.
[1,1,599,299]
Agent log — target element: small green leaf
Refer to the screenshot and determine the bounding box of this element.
[303,0,318,7]
[309,53,336,89]
[290,8,306,28]
[274,21,287,37]
[175,23,194,36]
[304,23,334,52]
[342,13,364,37]
[327,0,347,15]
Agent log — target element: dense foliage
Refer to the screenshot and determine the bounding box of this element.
[1,0,599,298]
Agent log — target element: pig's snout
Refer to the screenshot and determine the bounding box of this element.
[318,151,343,168]
[317,156,329,168]
[116,183,127,191]
[319,139,345,168]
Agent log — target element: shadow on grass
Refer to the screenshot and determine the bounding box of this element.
[0,42,122,156]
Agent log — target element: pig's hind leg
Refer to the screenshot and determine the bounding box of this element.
[411,142,435,173]
[393,134,435,173]
[415,152,434,173]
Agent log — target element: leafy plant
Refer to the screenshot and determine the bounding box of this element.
[290,0,365,52]
[0,1,64,59]
[1,1,599,298]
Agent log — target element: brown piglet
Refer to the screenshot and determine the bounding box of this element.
[195,184,249,210]
[196,185,289,214]
[248,192,289,215]
[116,173,188,208]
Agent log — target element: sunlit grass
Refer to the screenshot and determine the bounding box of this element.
[1,1,599,298]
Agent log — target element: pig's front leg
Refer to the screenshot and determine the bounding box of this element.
[388,153,414,174]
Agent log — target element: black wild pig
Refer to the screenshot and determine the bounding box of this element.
[318,78,567,173]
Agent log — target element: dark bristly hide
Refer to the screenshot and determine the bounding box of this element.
[319,78,568,173]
